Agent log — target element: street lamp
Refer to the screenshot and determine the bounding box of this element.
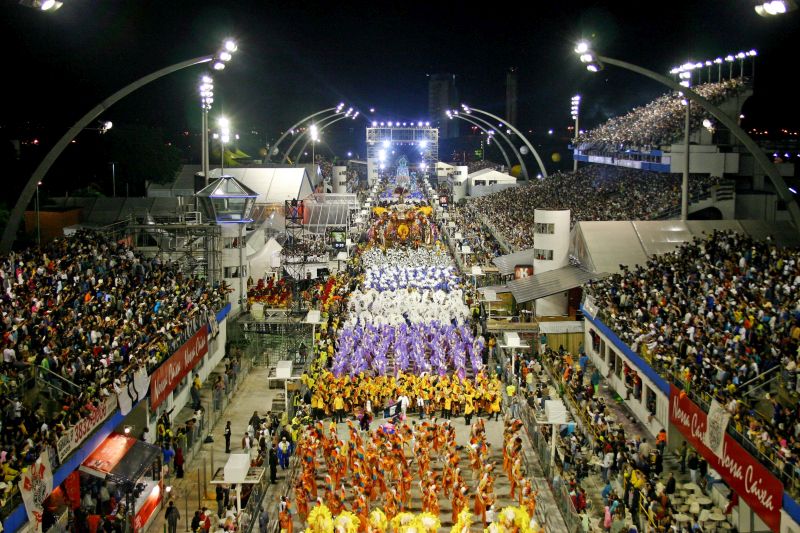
[571,95,581,172]
[574,40,800,232]
[272,104,346,162]
[755,0,796,15]
[2,38,239,253]
[18,0,63,11]
[199,75,214,185]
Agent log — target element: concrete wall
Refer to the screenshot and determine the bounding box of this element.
[583,324,668,438]
[534,209,570,316]
[668,145,740,177]
[736,193,781,222]
[781,508,800,533]
[147,317,229,438]
[332,166,347,194]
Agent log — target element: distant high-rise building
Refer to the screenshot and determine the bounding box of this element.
[506,67,518,127]
[428,73,459,139]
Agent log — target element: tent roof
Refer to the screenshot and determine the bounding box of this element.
[507,265,607,304]
[81,433,160,485]
[196,175,258,198]
[468,168,494,178]
[571,219,800,274]
[107,439,161,485]
[492,248,536,276]
[209,167,313,204]
[468,169,516,183]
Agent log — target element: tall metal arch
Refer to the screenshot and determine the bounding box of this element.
[464,105,549,178]
[450,113,523,176]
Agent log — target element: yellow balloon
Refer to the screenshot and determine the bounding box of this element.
[551,152,562,163]
[509,165,522,178]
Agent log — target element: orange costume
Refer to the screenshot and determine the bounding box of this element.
[474,474,489,525]
[294,484,309,523]
[279,500,293,533]
[451,485,467,524]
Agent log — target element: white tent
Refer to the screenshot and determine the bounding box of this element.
[209,167,313,204]
[570,219,800,274]
[467,169,516,197]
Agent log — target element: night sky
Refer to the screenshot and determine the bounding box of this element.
[2,1,799,154]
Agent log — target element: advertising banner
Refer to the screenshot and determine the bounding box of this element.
[18,452,53,532]
[514,265,534,280]
[149,326,209,410]
[669,385,783,530]
[133,482,163,533]
[56,394,118,462]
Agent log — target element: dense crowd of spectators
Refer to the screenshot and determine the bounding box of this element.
[448,203,505,267]
[540,346,684,531]
[576,79,746,151]
[282,235,329,262]
[586,230,800,486]
[0,230,227,508]
[468,165,720,250]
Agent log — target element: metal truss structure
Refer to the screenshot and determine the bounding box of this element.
[366,126,439,183]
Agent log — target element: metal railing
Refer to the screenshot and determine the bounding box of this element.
[35,366,82,396]
[494,348,579,532]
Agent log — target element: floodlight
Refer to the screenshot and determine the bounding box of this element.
[224,40,238,52]
[575,41,590,54]
[213,61,225,70]
[219,51,232,62]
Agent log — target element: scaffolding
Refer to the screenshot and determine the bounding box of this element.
[366,126,439,183]
[98,206,222,285]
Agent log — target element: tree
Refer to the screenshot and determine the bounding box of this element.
[107,124,182,195]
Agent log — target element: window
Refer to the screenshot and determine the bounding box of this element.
[646,386,657,416]
[590,329,601,353]
[534,248,554,261]
[614,353,623,378]
[224,265,247,278]
[534,223,555,235]
[223,237,244,249]
[602,341,609,364]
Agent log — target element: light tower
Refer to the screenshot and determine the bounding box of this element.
[571,95,581,172]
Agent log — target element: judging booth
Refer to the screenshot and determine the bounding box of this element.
[211,454,268,531]
[79,433,163,532]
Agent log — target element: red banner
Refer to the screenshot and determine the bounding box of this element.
[669,385,783,531]
[149,327,209,410]
[133,482,163,533]
[64,471,81,510]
